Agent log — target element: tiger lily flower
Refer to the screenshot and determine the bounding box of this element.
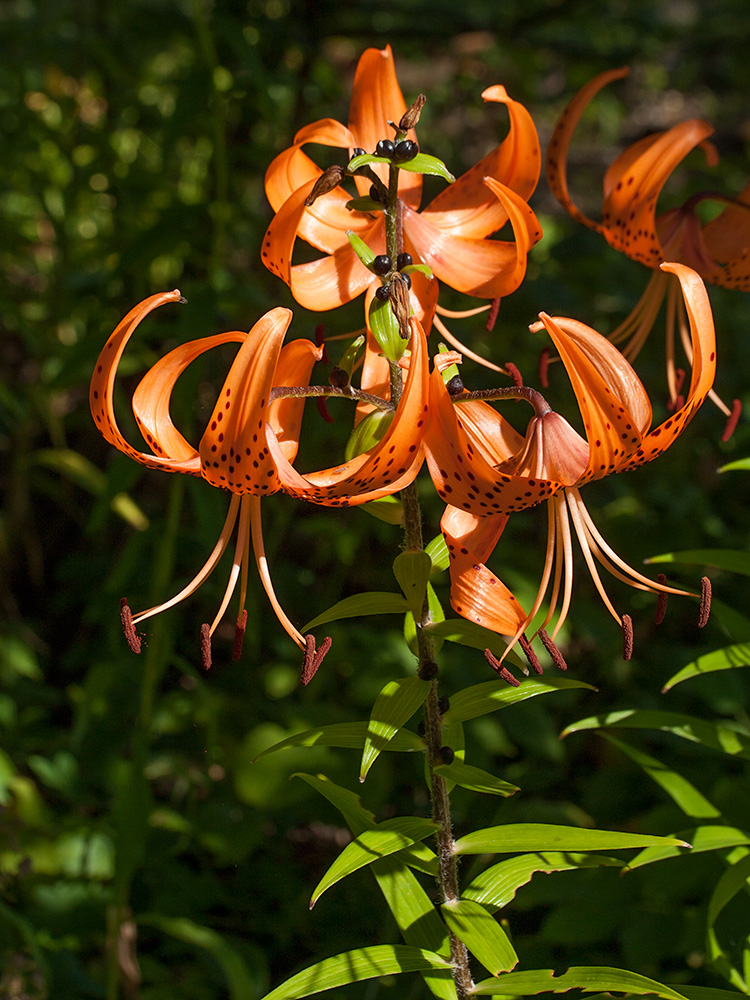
[425,262,716,654]
[262,45,543,332]
[90,292,428,668]
[546,67,741,433]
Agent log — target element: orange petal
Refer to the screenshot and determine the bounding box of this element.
[420,86,540,238]
[265,117,356,211]
[348,46,421,209]
[424,366,563,514]
[622,262,716,470]
[701,181,750,290]
[546,67,629,231]
[441,505,526,635]
[268,338,324,463]
[90,290,200,474]
[403,180,541,298]
[133,331,246,463]
[198,307,293,494]
[270,318,429,506]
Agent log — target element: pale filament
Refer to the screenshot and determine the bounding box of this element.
[249,494,306,650]
[674,284,730,416]
[432,313,508,375]
[208,495,250,636]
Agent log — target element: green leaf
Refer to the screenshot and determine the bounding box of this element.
[344,195,383,212]
[601,734,722,820]
[453,823,689,856]
[310,817,437,908]
[303,592,409,631]
[347,152,391,171]
[462,853,624,912]
[398,152,456,182]
[405,582,445,655]
[426,533,450,573]
[253,722,425,760]
[562,710,750,760]
[710,598,750,641]
[433,761,519,798]
[706,852,750,989]
[678,986,750,1000]
[402,263,433,278]
[719,457,750,473]
[470,966,691,999]
[337,334,365,378]
[259,944,453,1000]
[345,409,393,462]
[645,548,750,576]
[443,677,594,725]
[393,549,432,619]
[361,674,430,781]
[369,295,406,363]
[627,825,750,870]
[360,495,404,524]
[346,229,376,268]
[441,899,518,975]
[423,619,524,670]
[662,642,750,691]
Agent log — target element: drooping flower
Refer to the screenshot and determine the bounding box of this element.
[91,292,428,669]
[546,67,741,433]
[262,45,542,331]
[425,262,716,653]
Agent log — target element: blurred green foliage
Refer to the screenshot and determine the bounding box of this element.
[2,0,750,997]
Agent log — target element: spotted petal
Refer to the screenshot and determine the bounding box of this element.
[268,338,324,463]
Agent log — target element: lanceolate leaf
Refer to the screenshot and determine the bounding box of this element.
[426,533,450,573]
[441,899,518,975]
[453,824,688,856]
[259,944,453,1000]
[719,458,750,473]
[360,674,430,781]
[627,825,750,870]
[706,851,750,990]
[562,710,750,760]
[310,817,438,908]
[462,853,624,912]
[393,549,432,619]
[433,761,519,798]
[443,677,594,725]
[423,620,527,669]
[399,153,456,182]
[662,643,750,692]
[678,985,750,1000]
[405,582,445,654]
[645,548,750,576]
[303,592,409,631]
[253,722,424,761]
[470,966,691,999]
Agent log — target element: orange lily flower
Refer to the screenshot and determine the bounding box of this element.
[90,292,428,667]
[546,68,741,433]
[262,45,542,329]
[425,262,716,653]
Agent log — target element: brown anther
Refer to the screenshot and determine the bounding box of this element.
[329,366,349,388]
[315,323,329,364]
[486,297,501,332]
[539,347,550,388]
[200,624,212,670]
[484,649,521,687]
[699,576,712,628]
[305,165,346,206]
[398,94,426,131]
[518,634,542,675]
[621,614,634,661]
[388,271,411,338]
[301,634,333,686]
[722,399,742,443]
[316,397,334,424]
[654,575,668,625]
[505,362,524,388]
[120,598,142,654]
[538,629,568,671]
[233,609,248,661]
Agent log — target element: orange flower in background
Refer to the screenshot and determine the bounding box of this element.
[90,293,428,669]
[546,67,741,431]
[426,262,716,653]
[262,45,543,329]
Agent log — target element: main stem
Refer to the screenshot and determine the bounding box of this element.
[385,157,474,997]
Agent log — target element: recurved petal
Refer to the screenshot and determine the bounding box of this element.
[419,86,540,238]
[403,180,541,298]
[264,116,355,211]
[622,262,716,470]
[441,506,526,635]
[270,318,429,506]
[268,338,324,463]
[90,290,200,474]
[424,366,562,514]
[546,67,629,231]
[534,312,651,483]
[198,307,293,494]
[133,331,246,464]
[701,181,750,290]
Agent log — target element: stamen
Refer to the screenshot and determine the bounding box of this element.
[120,598,142,654]
[699,576,712,628]
[505,361,523,387]
[622,614,634,661]
[432,314,507,374]
[201,623,212,670]
[316,397,334,424]
[315,324,329,364]
[486,297,501,332]
[539,346,549,388]
[538,629,568,671]
[654,575,668,625]
[250,496,306,650]
[518,635,542,675]
[722,399,742,442]
[233,609,248,661]
[301,635,333,686]
[484,649,521,687]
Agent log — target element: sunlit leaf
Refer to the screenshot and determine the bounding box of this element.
[645,548,750,576]
[253,722,424,760]
[662,643,750,691]
[470,966,691,998]
[562,710,750,759]
[453,823,688,856]
[361,674,430,781]
[718,458,750,472]
[405,582,445,655]
[441,898,518,974]
[426,533,449,573]
[303,592,409,631]
[443,677,594,725]
[627,825,750,869]
[393,549,432,619]
[433,761,519,797]
[398,153,456,182]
